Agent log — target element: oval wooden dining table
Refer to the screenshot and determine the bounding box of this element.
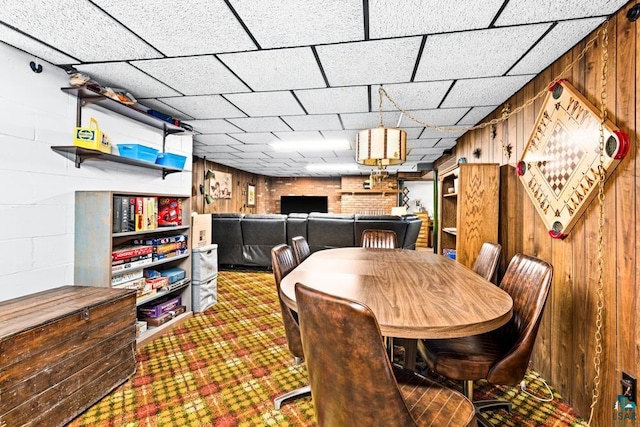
[279,247,513,368]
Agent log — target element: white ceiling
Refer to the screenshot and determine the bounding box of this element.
[0,0,629,176]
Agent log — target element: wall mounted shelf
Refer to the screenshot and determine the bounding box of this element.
[50,146,183,179]
[338,189,402,196]
[61,86,187,135]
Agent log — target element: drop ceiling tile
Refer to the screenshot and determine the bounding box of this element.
[231,151,270,159]
[376,81,454,111]
[92,0,256,55]
[132,56,249,95]
[0,0,161,62]
[136,98,194,120]
[400,108,471,127]
[316,37,422,86]
[369,0,504,38]
[267,151,305,159]
[229,133,277,144]
[272,131,325,142]
[294,86,369,114]
[340,111,405,130]
[320,130,359,143]
[408,139,438,149]
[508,18,605,76]
[229,0,363,48]
[281,114,343,131]
[230,143,270,153]
[494,0,629,25]
[410,146,450,156]
[196,151,240,159]
[194,134,243,146]
[0,24,78,64]
[185,119,243,134]
[227,117,291,132]
[436,139,458,148]
[196,144,240,153]
[440,75,536,108]
[218,47,326,91]
[225,91,306,116]
[415,24,550,81]
[161,95,246,119]
[419,127,467,139]
[457,106,499,125]
[75,62,180,98]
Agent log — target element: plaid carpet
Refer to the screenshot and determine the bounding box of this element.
[68,270,587,426]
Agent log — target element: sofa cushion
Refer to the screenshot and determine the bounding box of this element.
[354,215,408,247]
[240,214,287,266]
[211,214,244,266]
[287,213,308,246]
[307,213,355,252]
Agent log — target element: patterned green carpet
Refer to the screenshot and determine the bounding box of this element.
[68,270,587,426]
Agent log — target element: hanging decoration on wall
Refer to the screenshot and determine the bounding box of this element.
[209,170,233,199]
[516,79,629,239]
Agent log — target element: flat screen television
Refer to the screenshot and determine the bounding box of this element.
[280,196,328,214]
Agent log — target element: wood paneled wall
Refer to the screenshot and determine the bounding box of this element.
[436,5,637,424]
[191,158,261,215]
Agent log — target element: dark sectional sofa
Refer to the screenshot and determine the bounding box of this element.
[211,212,423,268]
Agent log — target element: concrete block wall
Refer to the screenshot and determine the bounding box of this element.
[0,43,192,301]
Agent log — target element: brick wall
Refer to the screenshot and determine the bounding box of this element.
[260,175,401,214]
[339,176,400,215]
[263,177,342,213]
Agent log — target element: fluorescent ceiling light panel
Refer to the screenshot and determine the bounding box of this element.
[271,140,350,152]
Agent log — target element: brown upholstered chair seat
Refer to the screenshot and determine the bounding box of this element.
[295,283,477,426]
[393,366,477,426]
[420,332,515,383]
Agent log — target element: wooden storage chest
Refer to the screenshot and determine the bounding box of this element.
[0,286,137,426]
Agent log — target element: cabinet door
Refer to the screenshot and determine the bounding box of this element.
[456,164,499,268]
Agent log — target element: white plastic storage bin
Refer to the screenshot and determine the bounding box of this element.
[192,244,218,283]
[192,274,217,312]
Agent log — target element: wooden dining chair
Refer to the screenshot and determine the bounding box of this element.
[471,242,502,283]
[291,235,311,265]
[295,283,477,427]
[361,229,398,249]
[270,244,311,409]
[418,253,552,427]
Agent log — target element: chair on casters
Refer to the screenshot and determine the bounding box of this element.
[270,244,311,409]
[291,236,310,265]
[295,283,477,427]
[471,242,502,283]
[361,229,398,249]
[418,253,553,427]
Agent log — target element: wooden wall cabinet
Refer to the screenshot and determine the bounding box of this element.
[437,163,499,268]
[74,191,192,347]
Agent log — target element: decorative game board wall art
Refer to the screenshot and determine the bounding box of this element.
[517,79,629,239]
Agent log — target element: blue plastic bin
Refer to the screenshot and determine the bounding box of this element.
[117,144,159,163]
[156,152,187,169]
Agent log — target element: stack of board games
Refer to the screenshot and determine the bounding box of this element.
[112,196,159,233]
[137,295,186,327]
[133,234,188,262]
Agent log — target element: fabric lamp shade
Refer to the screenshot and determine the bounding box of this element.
[356,127,407,167]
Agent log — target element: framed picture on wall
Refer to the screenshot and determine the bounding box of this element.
[210,170,232,199]
[247,183,256,206]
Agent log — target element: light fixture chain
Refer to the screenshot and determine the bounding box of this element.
[587,18,608,427]
[378,86,384,127]
[379,22,607,134]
